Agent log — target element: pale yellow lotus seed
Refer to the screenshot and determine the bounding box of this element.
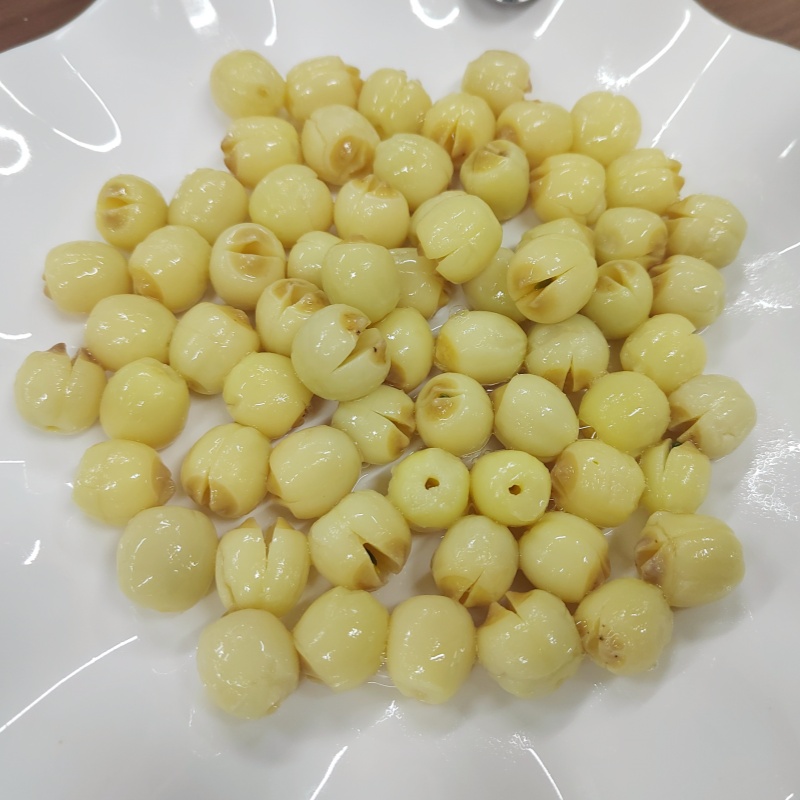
[492,374,578,462]
[216,517,309,617]
[508,234,598,324]
[462,49,531,116]
[209,222,286,311]
[168,168,248,245]
[118,505,217,612]
[197,609,299,719]
[469,449,550,528]
[496,100,573,168]
[249,164,334,249]
[574,578,673,675]
[459,139,530,221]
[181,423,271,519]
[550,439,644,528]
[255,277,329,357]
[431,515,519,607]
[321,241,400,323]
[287,231,341,288]
[635,511,745,607]
[210,50,286,118]
[668,374,756,459]
[290,303,390,401]
[410,191,502,283]
[391,247,449,318]
[357,67,432,138]
[373,307,434,392]
[331,385,415,465]
[580,259,653,341]
[221,115,301,188]
[99,357,189,449]
[434,309,526,385]
[267,425,361,519]
[293,586,389,691]
[84,293,177,371]
[461,247,526,323]
[519,511,609,604]
[286,55,362,122]
[606,148,684,214]
[309,489,411,591]
[15,344,106,434]
[422,91,495,167]
[223,352,312,439]
[571,91,641,166]
[525,314,609,392]
[387,447,470,531]
[530,153,606,226]
[639,440,711,514]
[517,218,595,256]
[387,595,476,704]
[665,194,746,268]
[73,439,175,526]
[333,175,410,248]
[95,174,168,251]
[415,372,494,457]
[579,371,670,456]
[374,133,454,211]
[650,255,726,330]
[593,207,668,268]
[301,104,379,186]
[44,241,131,314]
[621,313,706,394]
[169,302,260,395]
[477,589,582,698]
[128,224,210,313]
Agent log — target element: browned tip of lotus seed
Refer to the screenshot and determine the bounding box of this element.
[296,291,328,315]
[339,327,386,369]
[436,573,475,606]
[385,362,408,390]
[470,142,512,172]
[483,600,512,626]
[383,424,412,458]
[549,451,578,506]
[209,483,239,518]
[100,208,129,232]
[342,312,365,336]
[76,347,103,367]
[496,125,518,145]
[430,121,457,157]
[668,413,701,442]
[153,462,176,506]
[48,342,68,356]
[220,133,235,158]
[421,390,460,421]
[101,182,129,202]
[132,273,164,305]
[636,551,665,588]
[359,175,397,198]
[222,151,238,176]
[333,136,371,178]
[221,305,252,327]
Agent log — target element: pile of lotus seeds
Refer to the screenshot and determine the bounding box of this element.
[13,49,756,718]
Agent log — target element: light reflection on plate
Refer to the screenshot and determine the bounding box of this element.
[1,0,799,797]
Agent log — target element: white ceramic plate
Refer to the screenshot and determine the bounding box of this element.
[2,1,799,797]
